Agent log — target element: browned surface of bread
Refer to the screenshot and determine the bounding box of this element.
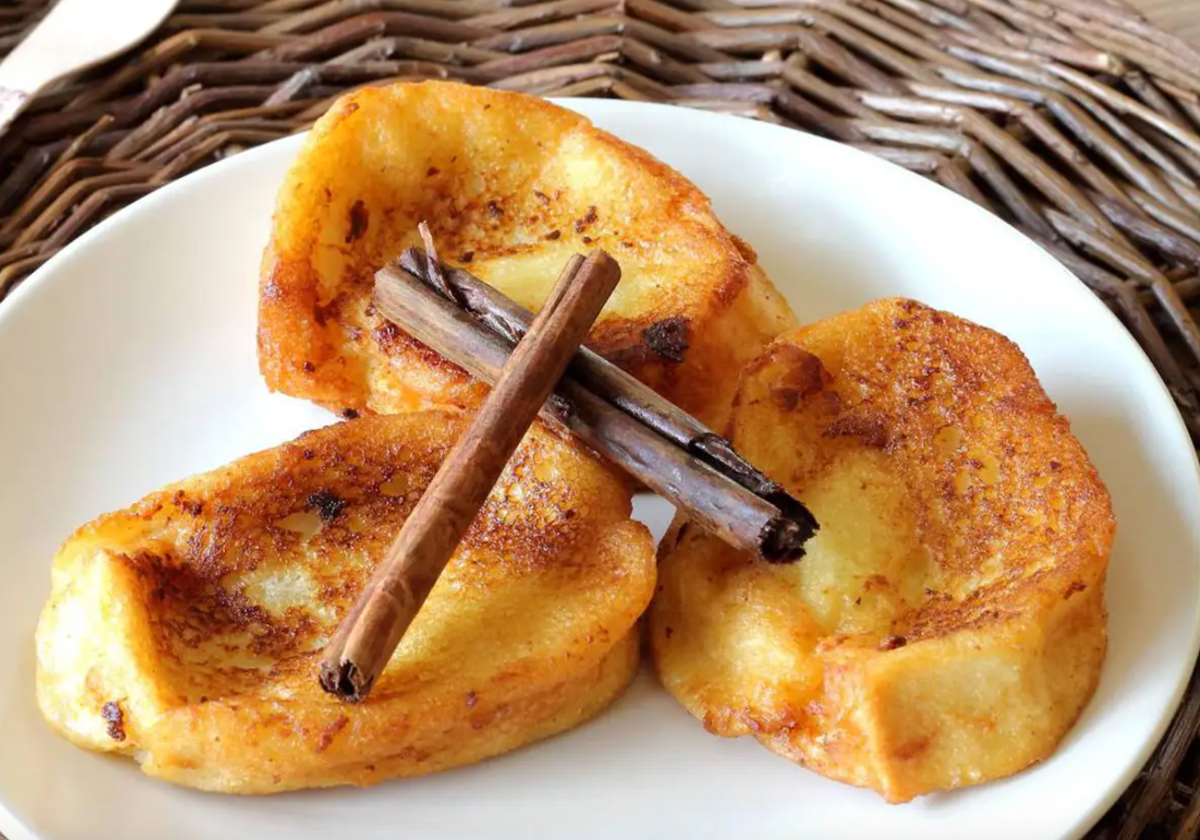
[651,298,1115,803]
[36,412,655,793]
[258,80,796,430]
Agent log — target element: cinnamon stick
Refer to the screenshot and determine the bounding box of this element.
[373,262,817,563]
[397,246,814,532]
[318,249,622,704]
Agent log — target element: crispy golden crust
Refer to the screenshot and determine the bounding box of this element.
[651,298,1114,803]
[258,81,795,429]
[36,412,655,793]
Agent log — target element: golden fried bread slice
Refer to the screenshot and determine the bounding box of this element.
[258,81,795,429]
[36,412,655,793]
[651,298,1114,803]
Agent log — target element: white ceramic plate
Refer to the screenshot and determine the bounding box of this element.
[1,100,1197,840]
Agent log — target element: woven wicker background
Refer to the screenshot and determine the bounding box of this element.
[1123,0,1200,51]
[3,0,1200,837]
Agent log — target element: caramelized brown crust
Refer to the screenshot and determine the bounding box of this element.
[651,298,1115,803]
[258,81,795,429]
[36,412,655,793]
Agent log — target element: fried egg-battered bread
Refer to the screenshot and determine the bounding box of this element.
[36,412,655,793]
[651,298,1114,803]
[258,81,795,429]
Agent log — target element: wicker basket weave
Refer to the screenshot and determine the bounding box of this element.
[2,0,1200,836]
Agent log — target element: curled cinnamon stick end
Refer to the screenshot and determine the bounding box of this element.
[318,659,372,704]
[318,249,622,704]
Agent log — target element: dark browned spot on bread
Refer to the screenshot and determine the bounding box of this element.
[340,408,359,420]
[460,251,474,263]
[465,691,478,708]
[730,234,758,263]
[101,701,126,741]
[373,321,401,353]
[768,347,830,411]
[825,415,890,449]
[426,166,440,177]
[863,574,890,591]
[574,205,598,233]
[486,200,503,219]
[1064,581,1086,599]
[346,200,369,243]
[879,634,907,651]
[643,317,690,363]
[308,489,347,522]
[388,745,426,762]
[316,715,349,752]
[545,230,560,240]
[313,296,344,327]
[893,735,930,760]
